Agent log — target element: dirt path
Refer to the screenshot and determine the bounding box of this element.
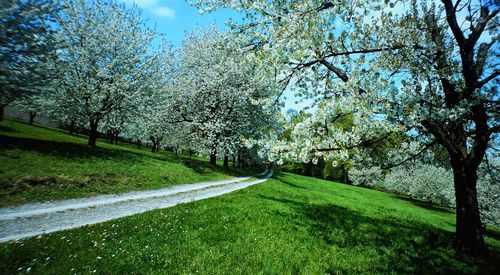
[0,170,273,243]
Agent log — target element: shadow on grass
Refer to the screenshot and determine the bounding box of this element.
[0,134,148,162]
[0,125,17,133]
[259,193,499,274]
[0,134,260,178]
[395,195,454,214]
[275,177,308,190]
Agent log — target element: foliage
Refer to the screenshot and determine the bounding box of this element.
[47,0,160,145]
[348,166,383,187]
[0,0,58,110]
[170,27,279,163]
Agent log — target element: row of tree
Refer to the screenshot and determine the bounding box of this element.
[1,0,279,167]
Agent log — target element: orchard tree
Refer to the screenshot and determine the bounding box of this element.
[103,39,173,146]
[174,28,277,166]
[52,0,156,146]
[11,93,47,125]
[123,39,174,152]
[193,0,500,256]
[0,0,58,121]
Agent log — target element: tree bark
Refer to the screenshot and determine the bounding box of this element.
[223,151,229,168]
[28,111,36,125]
[341,163,348,183]
[210,143,217,166]
[69,120,75,135]
[150,137,157,153]
[452,160,486,257]
[87,120,99,147]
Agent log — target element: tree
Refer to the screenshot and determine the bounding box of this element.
[193,0,499,256]
[102,38,174,147]
[173,27,277,166]
[51,0,156,146]
[0,0,58,121]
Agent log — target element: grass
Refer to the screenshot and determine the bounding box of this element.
[0,119,258,207]
[1,172,498,274]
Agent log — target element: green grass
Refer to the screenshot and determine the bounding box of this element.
[0,119,257,207]
[1,172,498,274]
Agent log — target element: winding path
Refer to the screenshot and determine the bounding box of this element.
[0,170,273,243]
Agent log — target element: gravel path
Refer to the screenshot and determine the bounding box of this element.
[0,170,273,243]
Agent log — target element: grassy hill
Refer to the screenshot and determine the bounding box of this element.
[1,172,499,273]
[0,119,254,206]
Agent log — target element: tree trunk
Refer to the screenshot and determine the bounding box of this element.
[223,152,229,168]
[136,139,141,149]
[232,154,236,168]
[69,120,75,135]
[0,105,4,121]
[452,161,486,257]
[151,140,156,153]
[107,132,113,144]
[88,120,99,147]
[341,164,348,183]
[210,143,217,166]
[28,111,36,125]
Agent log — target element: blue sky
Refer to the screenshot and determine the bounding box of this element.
[122,0,241,46]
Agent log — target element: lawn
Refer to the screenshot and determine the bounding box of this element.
[1,172,498,274]
[0,119,257,207]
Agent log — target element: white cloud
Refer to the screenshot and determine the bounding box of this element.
[124,0,159,8]
[152,6,175,18]
[122,0,176,19]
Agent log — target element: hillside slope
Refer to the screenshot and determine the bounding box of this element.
[0,119,253,206]
[1,172,498,273]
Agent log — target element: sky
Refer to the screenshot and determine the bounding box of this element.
[121,0,241,47]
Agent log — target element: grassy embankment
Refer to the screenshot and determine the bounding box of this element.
[0,119,256,206]
[1,171,499,273]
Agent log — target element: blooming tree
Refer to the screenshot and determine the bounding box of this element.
[0,0,58,120]
[50,0,156,146]
[193,0,499,255]
[102,39,174,147]
[173,27,278,166]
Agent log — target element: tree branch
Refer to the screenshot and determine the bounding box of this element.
[442,0,466,46]
[319,59,349,82]
[476,70,500,89]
